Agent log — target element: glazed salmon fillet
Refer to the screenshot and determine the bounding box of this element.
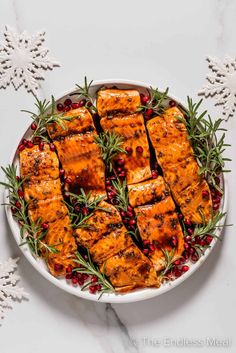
[20,144,77,277]
[100,113,151,184]
[97,89,141,117]
[100,245,160,292]
[20,145,59,181]
[47,107,95,139]
[128,176,169,208]
[147,107,212,223]
[134,196,184,271]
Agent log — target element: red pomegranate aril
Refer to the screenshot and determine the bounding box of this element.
[71,102,79,109]
[22,139,28,146]
[140,94,149,104]
[65,273,72,280]
[74,205,80,213]
[79,99,86,107]
[199,239,206,247]
[213,203,219,211]
[18,190,24,198]
[54,263,63,271]
[184,243,190,250]
[189,247,195,255]
[117,167,122,173]
[117,158,125,166]
[184,235,192,242]
[18,144,25,151]
[16,176,20,182]
[39,141,44,151]
[121,211,127,217]
[11,207,17,214]
[64,98,72,106]
[146,108,153,116]
[213,195,221,203]
[27,141,34,148]
[181,265,189,273]
[66,266,72,274]
[91,275,98,283]
[82,274,89,281]
[174,269,182,278]
[174,259,181,266]
[72,277,78,285]
[125,146,132,154]
[187,227,193,235]
[33,136,41,144]
[143,239,150,246]
[149,244,155,252]
[169,100,176,107]
[170,236,178,247]
[95,284,102,291]
[178,213,183,220]
[215,176,220,185]
[129,219,136,226]
[183,250,190,259]
[89,285,96,294]
[127,205,133,212]
[82,207,89,216]
[136,146,143,153]
[64,105,71,112]
[105,180,111,186]
[42,222,49,230]
[191,253,199,262]
[151,170,158,179]
[202,189,209,199]
[57,103,64,111]
[205,235,213,245]
[127,211,133,218]
[15,201,21,209]
[142,248,149,255]
[184,219,192,226]
[50,143,56,152]
[119,172,126,178]
[59,169,65,177]
[87,101,92,107]
[31,123,37,130]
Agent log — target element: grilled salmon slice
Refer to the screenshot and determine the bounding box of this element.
[100,245,160,291]
[20,145,59,181]
[47,107,95,139]
[97,89,141,117]
[100,113,151,184]
[28,196,68,224]
[163,157,201,199]
[90,226,133,265]
[23,178,62,202]
[74,201,122,248]
[128,176,169,208]
[176,180,212,223]
[135,196,184,271]
[54,132,105,195]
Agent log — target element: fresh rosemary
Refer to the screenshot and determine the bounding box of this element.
[74,251,114,297]
[0,165,60,257]
[72,76,97,113]
[159,248,176,279]
[64,189,109,228]
[179,97,231,189]
[95,130,127,172]
[111,179,129,212]
[139,87,169,115]
[193,210,227,239]
[22,96,75,142]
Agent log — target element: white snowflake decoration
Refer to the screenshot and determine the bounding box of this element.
[199,56,236,120]
[0,257,28,322]
[0,26,60,95]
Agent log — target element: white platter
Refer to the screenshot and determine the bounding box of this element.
[4,79,228,303]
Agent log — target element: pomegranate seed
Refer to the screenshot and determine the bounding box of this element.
[184,235,192,242]
[57,103,64,111]
[95,284,102,291]
[82,274,89,281]
[120,211,126,217]
[11,207,17,214]
[18,144,25,151]
[215,176,220,185]
[183,250,190,259]
[127,205,133,212]
[82,207,89,216]
[66,266,72,274]
[174,269,182,278]
[15,201,21,209]
[146,108,153,116]
[117,158,125,166]
[65,273,73,280]
[174,259,181,266]
[142,248,149,255]
[184,219,192,226]
[170,236,178,247]
[125,146,132,154]
[59,169,65,177]
[213,203,219,211]
[187,228,193,235]
[33,136,41,144]
[118,171,126,178]
[127,211,133,218]
[199,239,206,247]
[205,235,213,245]
[39,142,44,151]
[64,98,72,106]
[105,180,111,186]
[18,190,24,198]
[143,239,150,246]
[136,146,143,153]
[22,139,28,146]
[213,195,221,203]
[65,176,72,184]
[71,277,78,285]
[64,106,71,112]
[129,219,136,226]
[91,275,98,283]
[79,99,86,107]
[191,253,199,262]
[87,101,92,107]
[89,285,97,294]
[54,263,63,271]
[178,213,183,220]
[189,247,195,254]
[202,189,209,200]
[27,141,34,148]
[49,143,56,152]
[74,205,80,212]
[169,100,176,107]
[184,243,190,250]
[151,170,158,179]
[181,265,189,273]
[71,102,80,109]
[16,176,20,182]
[117,167,122,173]
[42,222,49,230]
[149,244,155,252]
[140,94,150,104]
[31,123,37,130]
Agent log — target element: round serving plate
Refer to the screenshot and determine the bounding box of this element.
[4,79,228,303]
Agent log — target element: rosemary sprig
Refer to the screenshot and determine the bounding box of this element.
[22,96,75,143]
[0,165,60,257]
[193,210,227,239]
[95,131,127,172]
[180,97,231,189]
[74,251,114,298]
[125,229,142,247]
[139,87,169,115]
[159,248,176,279]
[65,189,108,228]
[111,179,129,212]
[72,76,97,113]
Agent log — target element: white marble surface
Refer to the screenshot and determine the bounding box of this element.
[0,0,236,352]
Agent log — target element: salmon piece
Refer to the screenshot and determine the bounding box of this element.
[164,157,201,199]
[128,176,169,207]
[74,201,122,248]
[23,178,61,202]
[135,197,184,271]
[176,180,212,223]
[28,196,68,224]
[100,113,151,184]
[47,107,95,139]
[100,245,160,291]
[54,132,105,194]
[97,89,140,117]
[20,145,59,181]
[90,227,132,265]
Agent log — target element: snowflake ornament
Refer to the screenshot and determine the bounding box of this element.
[0,257,28,322]
[199,56,236,120]
[0,26,60,95]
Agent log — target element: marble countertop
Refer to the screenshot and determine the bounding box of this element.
[0,0,235,352]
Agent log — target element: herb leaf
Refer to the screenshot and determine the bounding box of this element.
[139,87,169,115]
